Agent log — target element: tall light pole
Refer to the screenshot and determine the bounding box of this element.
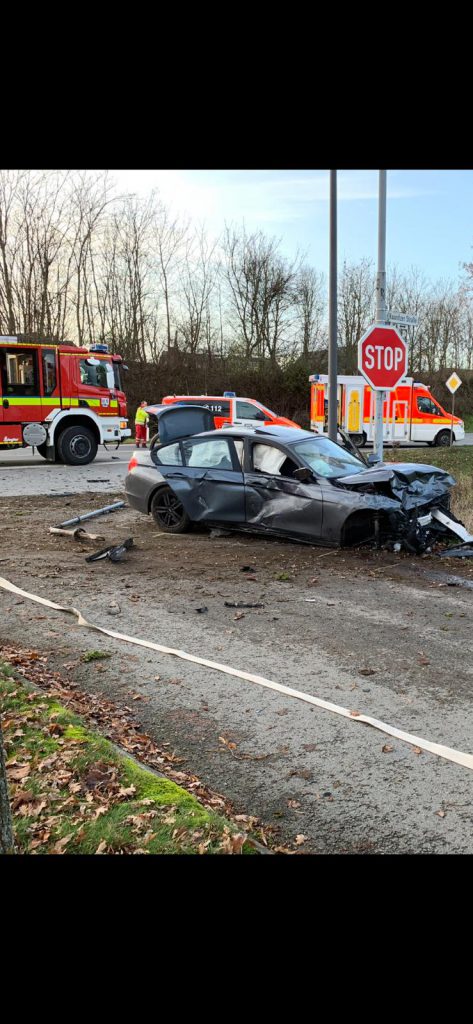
[374,169,387,461]
[328,170,338,442]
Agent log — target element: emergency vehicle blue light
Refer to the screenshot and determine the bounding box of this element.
[90,343,108,353]
[223,391,236,397]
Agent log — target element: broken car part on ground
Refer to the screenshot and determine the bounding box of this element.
[125,407,472,556]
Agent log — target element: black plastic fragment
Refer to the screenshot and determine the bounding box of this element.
[86,537,134,563]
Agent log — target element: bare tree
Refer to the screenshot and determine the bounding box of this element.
[293,265,326,357]
[222,225,300,363]
[177,227,218,355]
[154,203,189,352]
[338,258,375,372]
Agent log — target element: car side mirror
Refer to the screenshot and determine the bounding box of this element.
[293,467,313,482]
[367,453,381,466]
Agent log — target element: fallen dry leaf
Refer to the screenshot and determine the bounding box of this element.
[435,810,446,818]
[359,668,376,676]
[95,840,108,854]
[287,800,302,809]
[412,746,422,755]
[382,744,394,753]
[350,710,362,718]
[52,834,73,854]
[294,834,308,846]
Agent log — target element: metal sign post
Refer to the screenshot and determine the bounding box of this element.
[445,372,462,448]
[374,170,387,463]
[328,171,338,442]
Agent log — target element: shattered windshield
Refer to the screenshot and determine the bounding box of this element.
[292,437,366,479]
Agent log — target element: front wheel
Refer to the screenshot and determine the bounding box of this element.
[434,430,452,448]
[151,487,191,533]
[57,426,98,465]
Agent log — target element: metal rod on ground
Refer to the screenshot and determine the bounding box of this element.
[58,501,125,529]
[328,170,338,442]
[374,170,387,462]
[450,392,455,447]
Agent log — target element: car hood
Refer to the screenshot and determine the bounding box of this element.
[335,461,456,510]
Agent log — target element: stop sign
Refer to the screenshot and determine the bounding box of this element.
[358,324,408,390]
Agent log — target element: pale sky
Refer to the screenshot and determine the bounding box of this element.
[110,169,473,284]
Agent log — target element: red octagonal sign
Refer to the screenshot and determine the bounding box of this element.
[358,324,408,390]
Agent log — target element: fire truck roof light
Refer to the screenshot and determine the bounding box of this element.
[223,391,236,397]
[90,343,109,353]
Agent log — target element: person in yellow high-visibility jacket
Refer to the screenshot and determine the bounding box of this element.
[135,401,150,448]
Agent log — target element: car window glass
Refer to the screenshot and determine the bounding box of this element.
[236,400,265,420]
[233,439,244,466]
[252,444,287,475]
[182,438,235,469]
[293,437,365,478]
[155,443,183,466]
[418,396,441,415]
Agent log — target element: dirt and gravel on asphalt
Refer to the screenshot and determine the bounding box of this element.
[2,490,473,854]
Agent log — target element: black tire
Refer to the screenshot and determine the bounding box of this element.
[57,425,98,465]
[151,486,191,534]
[434,430,452,448]
[352,432,367,449]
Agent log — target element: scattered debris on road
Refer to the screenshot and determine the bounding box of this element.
[224,601,265,609]
[85,537,134,564]
[49,526,105,542]
[57,501,126,529]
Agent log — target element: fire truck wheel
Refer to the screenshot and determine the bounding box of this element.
[36,443,49,459]
[57,426,98,465]
[151,487,191,533]
[434,430,452,447]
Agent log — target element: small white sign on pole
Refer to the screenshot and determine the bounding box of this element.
[387,312,418,327]
[446,372,462,395]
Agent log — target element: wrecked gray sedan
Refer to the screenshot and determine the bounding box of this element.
[124,406,471,553]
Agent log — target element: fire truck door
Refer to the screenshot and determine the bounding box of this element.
[392,401,409,441]
[0,346,39,443]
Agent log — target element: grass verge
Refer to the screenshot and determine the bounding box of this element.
[0,661,255,855]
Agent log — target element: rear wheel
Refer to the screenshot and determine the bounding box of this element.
[352,432,367,449]
[151,486,191,534]
[57,426,98,465]
[434,429,452,447]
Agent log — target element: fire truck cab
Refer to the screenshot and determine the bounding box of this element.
[0,337,130,464]
[309,373,465,447]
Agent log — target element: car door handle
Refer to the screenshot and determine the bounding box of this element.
[3,399,9,408]
[165,472,186,479]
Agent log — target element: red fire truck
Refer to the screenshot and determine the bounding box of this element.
[0,337,130,464]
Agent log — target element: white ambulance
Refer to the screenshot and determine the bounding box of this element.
[309,374,465,447]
